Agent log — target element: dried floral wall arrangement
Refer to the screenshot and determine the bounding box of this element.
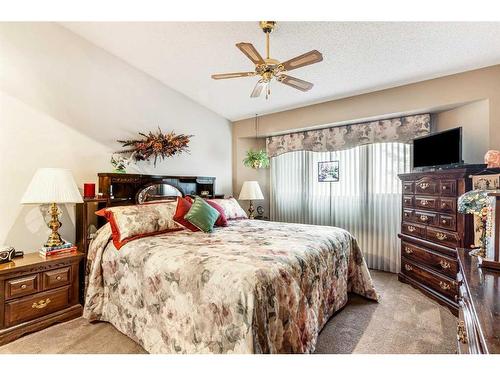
[117,127,192,167]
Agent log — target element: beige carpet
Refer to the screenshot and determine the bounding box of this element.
[0,271,456,354]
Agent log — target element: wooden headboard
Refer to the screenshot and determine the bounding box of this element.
[98,173,221,206]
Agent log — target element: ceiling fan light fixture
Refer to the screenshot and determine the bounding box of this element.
[211,21,323,99]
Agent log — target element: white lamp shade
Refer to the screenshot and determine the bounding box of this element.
[21,168,83,204]
[238,181,264,200]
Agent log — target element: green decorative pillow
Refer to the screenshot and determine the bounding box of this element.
[184,196,220,233]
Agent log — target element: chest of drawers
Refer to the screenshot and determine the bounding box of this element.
[398,168,481,315]
[0,252,83,345]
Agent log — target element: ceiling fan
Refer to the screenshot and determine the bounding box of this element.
[211,21,323,99]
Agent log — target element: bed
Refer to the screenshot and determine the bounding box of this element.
[83,215,378,354]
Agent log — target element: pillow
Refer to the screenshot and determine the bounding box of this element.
[96,201,183,250]
[173,197,200,232]
[208,197,248,220]
[185,196,228,227]
[184,197,220,233]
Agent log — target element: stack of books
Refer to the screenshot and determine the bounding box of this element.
[39,242,77,257]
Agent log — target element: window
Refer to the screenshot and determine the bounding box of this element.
[270,142,410,272]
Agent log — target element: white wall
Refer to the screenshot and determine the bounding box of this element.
[0,23,232,252]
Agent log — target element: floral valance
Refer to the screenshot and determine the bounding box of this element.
[266,114,431,158]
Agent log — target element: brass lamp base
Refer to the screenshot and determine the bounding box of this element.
[248,200,255,220]
[44,203,64,248]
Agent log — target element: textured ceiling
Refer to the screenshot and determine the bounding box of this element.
[61,22,500,121]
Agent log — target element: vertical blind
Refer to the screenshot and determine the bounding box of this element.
[270,142,411,273]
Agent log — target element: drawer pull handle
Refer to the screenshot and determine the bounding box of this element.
[407,225,416,233]
[439,260,451,269]
[441,202,447,208]
[21,284,27,289]
[405,264,413,271]
[442,219,447,224]
[439,281,451,290]
[419,182,430,190]
[436,232,447,241]
[56,276,62,281]
[457,321,468,344]
[442,185,448,190]
[404,247,414,254]
[420,215,429,222]
[421,200,429,206]
[32,298,51,309]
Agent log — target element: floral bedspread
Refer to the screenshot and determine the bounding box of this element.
[83,220,378,354]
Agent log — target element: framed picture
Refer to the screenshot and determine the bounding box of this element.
[318,161,339,182]
[472,174,500,190]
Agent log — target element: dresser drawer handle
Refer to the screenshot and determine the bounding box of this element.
[404,246,414,254]
[457,321,468,344]
[419,215,429,222]
[442,219,448,224]
[439,281,451,290]
[439,259,451,269]
[56,275,62,281]
[442,185,449,190]
[436,232,447,241]
[32,298,51,309]
[419,182,430,190]
[21,284,27,289]
[404,264,413,272]
[407,225,416,233]
[420,199,429,206]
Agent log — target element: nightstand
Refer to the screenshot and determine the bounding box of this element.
[0,251,84,345]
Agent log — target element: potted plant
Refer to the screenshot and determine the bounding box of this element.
[243,149,270,169]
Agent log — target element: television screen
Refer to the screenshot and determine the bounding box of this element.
[413,127,462,168]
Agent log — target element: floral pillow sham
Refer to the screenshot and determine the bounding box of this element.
[208,197,248,220]
[96,201,183,249]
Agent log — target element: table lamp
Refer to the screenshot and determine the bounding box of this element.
[21,168,83,248]
[238,181,264,219]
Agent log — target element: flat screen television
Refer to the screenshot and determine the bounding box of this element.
[412,127,463,169]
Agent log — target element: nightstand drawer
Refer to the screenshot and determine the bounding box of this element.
[42,267,70,290]
[5,274,40,300]
[4,286,71,328]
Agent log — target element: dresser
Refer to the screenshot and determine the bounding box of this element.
[0,252,83,345]
[457,248,500,354]
[398,168,481,315]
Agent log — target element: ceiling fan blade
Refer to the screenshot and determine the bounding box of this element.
[211,72,256,80]
[236,42,265,65]
[277,75,314,92]
[250,80,267,98]
[280,50,323,71]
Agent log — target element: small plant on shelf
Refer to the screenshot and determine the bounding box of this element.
[243,149,270,169]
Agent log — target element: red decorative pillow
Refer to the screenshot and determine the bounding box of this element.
[185,196,227,227]
[173,197,199,232]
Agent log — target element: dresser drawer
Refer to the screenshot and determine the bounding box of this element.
[414,210,438,226]
[4,286,71,328]
[415,178,438,195]
[403,195,414,208]
[403,181,414,194]
[415,196,438,210]
[438,213,457,231]
[402,222,425,237]
[403,209,414,222]
[401,241,457,278]
[42,267,70,290]
[427,227,460,248]
[440,180,457,196]
[439,197,457,213]
[5,274,40,300]
[401,259,457,300]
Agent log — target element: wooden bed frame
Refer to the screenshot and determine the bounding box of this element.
[75,173,223,304]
